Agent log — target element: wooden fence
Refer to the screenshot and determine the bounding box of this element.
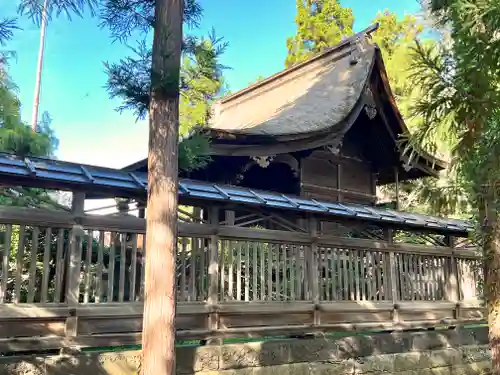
[0,198,484,353]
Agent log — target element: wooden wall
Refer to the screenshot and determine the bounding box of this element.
[299,144,376,205]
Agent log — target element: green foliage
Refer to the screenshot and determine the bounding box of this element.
[0,44,61,208]
[371,11,427,130]
[101,1,227,171]
[178,131,211,172]
[285,0,354,68]
[0,18,19,46]
[407,0,500,301]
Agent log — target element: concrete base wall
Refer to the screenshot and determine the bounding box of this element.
[0,327,491,375]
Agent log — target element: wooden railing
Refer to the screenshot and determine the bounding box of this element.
[0,204,484,353]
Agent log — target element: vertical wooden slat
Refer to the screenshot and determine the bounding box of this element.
[139,234,146,301]
[330,248,336,300]
[275,244,281,301]
[405,254,412,300]
[199,237,205,301]
[419,255,425,300]
[15,225,26,303]
[440,257,446,300]
[252,241,258,301]
[0,225,12,303]
[354,249,360,301]
[95,231,104,303]
[290,244,295,301]
[399,254,406,300]
[349,249,355,301]
[118,233,126,302]
[267,243,273,301]
[189,238,196,301]
[54,229,65,303]
[342,249,348,300]
[83,231,93,303]
[430,256,436,300]
[376,252,383,301]
[227,240,232,300]
[180,237,187,301]
[237,241,242,301]
[244,242,250,302]
[382,252,389,301]
[41,227,52,303]
[260,243,265,300]
[364,251,371,301]
[295,244,302,300]
[107,232,116,303]
[129,233,138,302]
[220,240,226,301]
[27,227,39,303]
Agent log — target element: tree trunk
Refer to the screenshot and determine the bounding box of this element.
[142,0,183,374]
[482,196,500,375]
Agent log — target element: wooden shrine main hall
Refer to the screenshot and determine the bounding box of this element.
[0,25,483,354]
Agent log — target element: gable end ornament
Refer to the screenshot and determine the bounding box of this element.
[326,143,341,155]
[363,87,377,120]
[251,155,275,168]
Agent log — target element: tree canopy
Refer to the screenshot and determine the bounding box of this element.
[285,0,354,68]
[406,1,500,370]
[101,0,227,172]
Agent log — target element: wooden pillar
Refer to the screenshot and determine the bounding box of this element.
[337,163,343,202]
[386,229,399,324]
[116,199,130,214]
[138,208,146,218]
[394,167,400,211]
[207,207,220,338]
[66,191,85,338]
[446,236,460,321]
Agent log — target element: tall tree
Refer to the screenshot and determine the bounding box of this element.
[285,0,354,67]
[143,1,182,372]
[14,0,98,130]
[100,1,226,373]
[407,1,500,372]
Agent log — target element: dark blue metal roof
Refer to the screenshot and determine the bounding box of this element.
[0,153,472,235]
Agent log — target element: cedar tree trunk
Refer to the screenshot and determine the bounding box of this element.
[483,196,500,375]
[142,0,183,374]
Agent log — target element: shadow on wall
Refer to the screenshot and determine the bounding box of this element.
[174,326,491,374]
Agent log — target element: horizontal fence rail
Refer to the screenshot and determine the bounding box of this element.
[0,205,484,353]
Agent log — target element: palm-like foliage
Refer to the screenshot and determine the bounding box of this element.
[406,0,500,369]
[0,19,19,46]
[17,0,98,25]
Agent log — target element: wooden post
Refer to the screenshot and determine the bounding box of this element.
[66,191,85,337]
[138,207,146,219]
[394,167,400,211]
[386,229,399,324]
[309,217,320,326]
[116,199,130,214]
[446,236,460,321]
[207,207,220,340]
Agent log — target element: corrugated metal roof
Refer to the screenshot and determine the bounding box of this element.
[0,153,472,235]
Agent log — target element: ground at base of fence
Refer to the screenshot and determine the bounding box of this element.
[0,327,492,375]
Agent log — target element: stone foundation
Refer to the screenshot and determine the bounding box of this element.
[0,327,491,375]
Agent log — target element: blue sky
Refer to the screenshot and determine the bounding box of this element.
[3,0,422,169]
